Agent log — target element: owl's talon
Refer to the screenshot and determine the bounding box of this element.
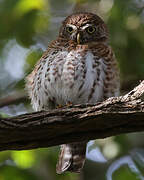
[66,102,73,107]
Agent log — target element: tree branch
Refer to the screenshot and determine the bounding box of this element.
[0,80,144,151]
[0,91,28,108]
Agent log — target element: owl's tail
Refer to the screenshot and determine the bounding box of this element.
[56,142,87,174]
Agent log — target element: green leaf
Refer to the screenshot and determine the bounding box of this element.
[11,150,36,169]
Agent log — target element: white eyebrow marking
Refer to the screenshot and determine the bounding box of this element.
[81,24,94,30]
[67,24,77,30]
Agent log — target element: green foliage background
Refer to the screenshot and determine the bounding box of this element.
[0,0,144,179]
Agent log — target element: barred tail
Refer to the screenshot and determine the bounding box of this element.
[56,142,87,174]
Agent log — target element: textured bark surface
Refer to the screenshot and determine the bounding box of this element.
[0,80,144,151]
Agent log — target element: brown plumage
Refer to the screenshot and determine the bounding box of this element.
[26,12,120,174]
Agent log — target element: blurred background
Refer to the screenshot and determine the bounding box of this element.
[0,0,144,179]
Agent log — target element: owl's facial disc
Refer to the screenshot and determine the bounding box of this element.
[65,23,99,44]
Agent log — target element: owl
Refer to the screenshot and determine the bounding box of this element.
[26,12,120,174]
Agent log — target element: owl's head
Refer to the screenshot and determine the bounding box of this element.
[59,12,108,44]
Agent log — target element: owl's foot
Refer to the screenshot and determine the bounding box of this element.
[66,101,73,107]
[56,101,73,109]
[57,102,73,109]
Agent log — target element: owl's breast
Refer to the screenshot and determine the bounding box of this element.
[40,48,107,106]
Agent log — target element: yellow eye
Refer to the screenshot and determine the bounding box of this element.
[87,26,96,34]
[66,26,73,33]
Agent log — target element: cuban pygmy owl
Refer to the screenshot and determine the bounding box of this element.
[26,12,120,174]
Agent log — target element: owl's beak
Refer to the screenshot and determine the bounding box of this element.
[77,33,80,44]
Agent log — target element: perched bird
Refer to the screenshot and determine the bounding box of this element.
[26,12,120,174]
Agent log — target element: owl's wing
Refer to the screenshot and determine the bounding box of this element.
[92,43,120,100]
[25,42,61,111]
[102,46,120,99]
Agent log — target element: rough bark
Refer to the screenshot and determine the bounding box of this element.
[0,80,144,151]
[0,91,28,108]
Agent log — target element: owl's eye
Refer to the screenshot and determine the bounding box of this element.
[86,26,96,34]
[66,26,74,33]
